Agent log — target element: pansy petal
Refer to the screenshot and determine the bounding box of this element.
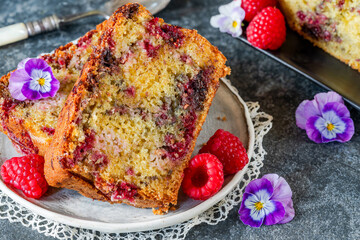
[228,25,242,38]
[21,82,41,100]
[39,79,59,98]
[295,100,321,129]
[231,6,245,20]
[9,82,27,101]
[210,15,228,28]
[218,18,233,33]
[243,192,259,209]
[323,102,350,118]
[39,91,51,98]
[263,174,292,203]
[314,117,338,141]
[295,100,309,129]
[9,69,31,101]
[42,65,53,73]
[241,192,267,221]
[17,58,30,69]
[219,1,239,16]
[244,178,273,196]
[9,69,30,83]
[24,58,49,75]
[255,189,272,203]
[306,116,324,143]
[239,205,264,228]
[39,86,58,98]
[47,79,60,97]
[336,117,355,142]
[40,67,60,96]
[263,200,285,225]
[278,199,295,224]
[314,91,344,111]
[321,110,346,135]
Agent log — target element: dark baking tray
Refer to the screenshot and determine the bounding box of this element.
[238,29,360,111]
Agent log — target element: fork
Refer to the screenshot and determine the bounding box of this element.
[0,0,170,47]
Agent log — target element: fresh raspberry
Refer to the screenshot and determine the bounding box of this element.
[246,7,286,50]
[199,129,248,175]
[241,0,277,22]
[182,153,224,200]
[1,154,48,199]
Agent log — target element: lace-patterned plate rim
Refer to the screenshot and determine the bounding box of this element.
[0,101,272,240]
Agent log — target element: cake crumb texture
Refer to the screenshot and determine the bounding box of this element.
[45,3,230,213]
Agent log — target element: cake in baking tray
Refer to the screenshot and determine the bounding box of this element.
[44,3,230,213]
[278,0,360,71]
[0,29,101,155]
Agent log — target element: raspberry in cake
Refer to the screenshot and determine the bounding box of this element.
[45,3,230,214]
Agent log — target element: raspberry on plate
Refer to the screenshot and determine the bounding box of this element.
[1,154,48,199]
[241,0,277,22]
[182,153,224,200]
[199,129,249,175]
[246,7,286,50]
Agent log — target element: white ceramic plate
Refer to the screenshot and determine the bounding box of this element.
[0,78,254,233]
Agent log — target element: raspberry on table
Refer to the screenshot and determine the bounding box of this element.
[246,7,286,50]
[1,154,48,199]
[182,153,224,200]
[241,0,277,22]
[199,129,249,175]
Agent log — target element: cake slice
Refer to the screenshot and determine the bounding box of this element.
[278,0,360,71]
[0,26,102,155]
[45,3,230,213]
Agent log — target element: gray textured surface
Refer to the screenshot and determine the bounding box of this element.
[0,0,359,239]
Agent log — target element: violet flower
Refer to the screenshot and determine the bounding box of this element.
[9,58,60,101]
[210,0,245,38]
[239,174,295,227]
[296,91,354,143]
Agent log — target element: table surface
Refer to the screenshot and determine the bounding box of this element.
[0,0,359,239]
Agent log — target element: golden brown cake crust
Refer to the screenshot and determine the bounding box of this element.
[45,3,230,213]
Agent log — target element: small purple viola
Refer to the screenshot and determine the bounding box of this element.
[239,174,295,227]
[295,91,354,143]
[9,58,60,101]
[210,0,245,38]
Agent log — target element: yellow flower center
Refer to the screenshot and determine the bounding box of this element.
[254,201,264,211]
[327,123,335,131]
[38,78,45,86]
[232,21,238,28]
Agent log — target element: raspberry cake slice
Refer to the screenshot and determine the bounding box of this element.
[278,0,360,71]
[45,3,230,213]
[0,27,101,155]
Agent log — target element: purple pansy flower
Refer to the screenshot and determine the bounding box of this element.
[295,91,354,143]
[9,58,60,101]
[210,0,245,38]
[239,174,295,227]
